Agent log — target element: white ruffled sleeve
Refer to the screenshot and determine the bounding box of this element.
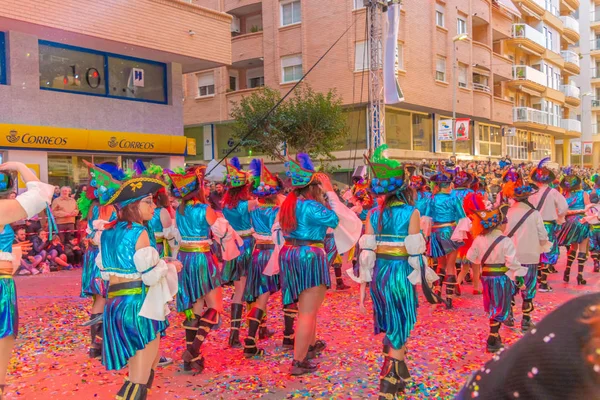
[16,181,55,218]
[133,246,178,321]
[95,249,111,281]
[326,191,362,254]
[451,217,472,241]
[405,233,438,285]
[90,219,109,246]
[420,216,433,237]
[210,217,242,261]
[346,234,376,283]
[263,222,283,276]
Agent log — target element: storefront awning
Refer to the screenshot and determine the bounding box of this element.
[0,123,188,155]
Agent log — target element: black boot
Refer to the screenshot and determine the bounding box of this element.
[445,275,456,309]
[378,356,406,399]
[594,257,600,273]
[334,265,350,290]
[564,247,577,283]
[282,303,297,349]
[89,313,102,359]
[258,312,275,340]
[182,313,200,371]
[244,307,266,358]
[504,296,516,327]
[577,252,587,285]
[521,300,535,333]
[116,380,148,400]
[538,264,552,292]
[228,303,243,348]
[487,320,503,353]
[182,308,219,373]
[146,369,155,389]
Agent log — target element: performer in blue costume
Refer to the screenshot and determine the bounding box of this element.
[556,170,591,285]
[453,169,475,291]
[221,157,257,348]
[409,175,432,217]
[242,159,285,357]
[86,160,179,400]
[423,164,470,309]
[278,153,361,375]
[0,162,54,399]
[353,146,435,399]
[167,166,238,374]
[77,185,116,359]
[588,176,600,272]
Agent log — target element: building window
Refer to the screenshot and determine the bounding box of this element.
[196,72,215,97]
[397,42,404,70]
[478,125,502,157]
[436,56,446,82]
[0,32,5,85]
[435,5,445,27]
[249,77,265,88]
[39,41,168,104]
[355,41,368,71]
[458,63,468,88]
[531,132,552,161]
[412,113,432,152]
[281,54,303,83]
[247,66,265,88]
[457,18,467,35]
[506,130,529,160]
[353,0,365,9]
[473,73,490,92]
[281,0,301,26]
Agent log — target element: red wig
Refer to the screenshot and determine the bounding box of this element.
[223,184,251,209]
[280,184,324,234]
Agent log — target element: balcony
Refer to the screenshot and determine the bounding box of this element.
[592,13,600,30]
[561,50,580,75]
[559,16,580,43]
[508,65,547,93]
[591,39,600,57]
[592,99,600,110]
[226,87,261,115]
[232,32,263,65]
[561,0,580,13]
[519,0,545,15]
[561,119,582,134]
[492,53,513,81]
[510,24,546,55]
[560,84,581,107]
[513,107,548,126]
[472,42,492,70]
[224,0,262,13]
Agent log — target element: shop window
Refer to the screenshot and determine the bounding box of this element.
[506,130,529,160]
[281,0,301,26]
[0,32,5,85]
[531,133,552,161]
[385,109,411,150]
[107,56,167,103]
[440,118,472,154]
[478,125,502,157]
[197,72,215,97]
[412,113,432,152]
[281,55,303,83]
[48,154,119,189]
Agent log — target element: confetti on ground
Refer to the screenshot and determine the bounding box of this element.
[6,252,599,399]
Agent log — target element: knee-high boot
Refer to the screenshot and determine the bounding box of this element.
[183,308,219,373]
[378,356,406,400]
[564,247,577,283]
[577,252,587,285]
[89,313,102,359]
[521,300,535,332]
[228,303,243,348]
[487,319,502,353]
[116,379,148,400]
[244,307,265,358]
[593,251,600,272]
[282,303,298,349]
[258,311,275,340]
[538,264,552,292]
[445,275,457,309]
[182,313,200,370]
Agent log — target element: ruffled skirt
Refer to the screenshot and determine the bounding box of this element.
[427,225,464,258]
[279,244,330,306]
[102,286,168,371]
[0,277,18,339]
[482,275,511,322]
[80,245,107,298]
[221,236,254,284]
[177,249,221,313]
[540,221,560,265]
[243,245,280,304]
[370,256,417,350]
[324,234,339,267]
[557,214,590,247]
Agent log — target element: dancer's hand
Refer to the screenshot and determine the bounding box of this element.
[171,260,183,272]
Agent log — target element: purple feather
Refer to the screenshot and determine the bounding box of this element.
[249,158,262,178]
[133,159,147,175]
[98,163,125,181]
[537,157,550,170]
[296,153,315,171]
[230,157,242,170]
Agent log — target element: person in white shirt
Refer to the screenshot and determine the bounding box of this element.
[502,175,551,333]
[528,159,568,292]
[467,204,527,353]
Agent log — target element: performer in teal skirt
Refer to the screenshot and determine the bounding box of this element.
[279,153,361,375]
[86,160,179,399]
[0,163,54,399]
[356,145,433,399]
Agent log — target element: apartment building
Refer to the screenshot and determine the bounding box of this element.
[183,0,581,173]
[0,0,231,188]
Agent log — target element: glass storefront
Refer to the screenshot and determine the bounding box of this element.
[478,124,502,157]
[506,130,529,160]
[48,154,120,189]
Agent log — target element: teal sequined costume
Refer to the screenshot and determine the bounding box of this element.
[279,199,339,305]
[245,205,280,303]
[148,207,169,257]
[369,204,417,350]
[222,200,254,284]
[100,222,168,371]
[557,191,590,246]
[80,205,116,298]
[176,202,221,312]
[0,225,17,339]
[414,191,432,217]
[425,192,466,258]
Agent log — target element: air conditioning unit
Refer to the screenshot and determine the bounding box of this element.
[231,16,241,33]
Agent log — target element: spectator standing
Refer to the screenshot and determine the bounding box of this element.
[52,186,60,200]
[51,186,79,242]
[208,182,225,212]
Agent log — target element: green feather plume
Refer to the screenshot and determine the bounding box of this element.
[77,192,94,220]
[146,164,164,177]
[372,145,401,168]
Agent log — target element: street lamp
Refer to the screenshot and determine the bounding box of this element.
[452,33,469,157]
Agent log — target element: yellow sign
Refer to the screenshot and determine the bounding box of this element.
[17,164,40,189]
[0,123,187,155]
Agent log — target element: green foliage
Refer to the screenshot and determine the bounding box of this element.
[229,85,349,161]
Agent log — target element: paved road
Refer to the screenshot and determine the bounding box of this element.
[6,254,599,399]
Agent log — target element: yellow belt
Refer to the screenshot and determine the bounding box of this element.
[376,246,409,257]
[0,275,12,280]
[255,239,274,245]
[433,223,456,229]
[179,243,211,253]
[108,287,147,298]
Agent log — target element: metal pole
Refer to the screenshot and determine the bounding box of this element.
[452,42,457,157]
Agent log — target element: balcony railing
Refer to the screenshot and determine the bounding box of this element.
[561,119,582,132]
[512,24,546,48]
[559,16,580,34]
[513,107,548,125]
[591,39,600,51]
[560,84,580,98]
[513,65,547,87]
[592,13,600,23]
[473,83,491,93]
[561,50,580,67]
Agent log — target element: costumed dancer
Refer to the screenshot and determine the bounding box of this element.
[453,169,475,295]
[502,172,550,333]
[529,158,568,290]
[456,192,488,295]
[77,184,116,359]
[278,153,361,375]
[85,160,179,399]
[350,146,437,398]
[221,157,257,348]
[556,169,591,285]
[423,164,471,309]
[466,204,527,352]
[242,159,285,357]
[167,167,241,373]
[587,174,600,272]
[0,162,54,399]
